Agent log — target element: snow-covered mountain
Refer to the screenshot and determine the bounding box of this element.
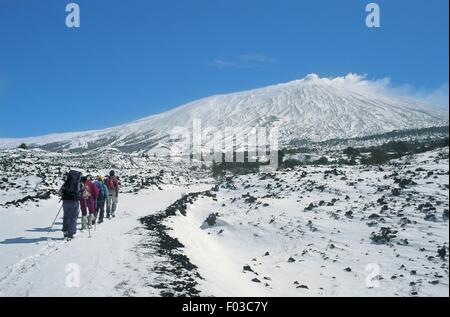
[0,74,448,153]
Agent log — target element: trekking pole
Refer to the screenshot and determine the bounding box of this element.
[48,204,63,235]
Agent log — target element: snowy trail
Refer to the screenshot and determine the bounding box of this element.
[0,184,210,297]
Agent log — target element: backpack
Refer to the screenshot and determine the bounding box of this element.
[107,176,118,191]
[81,182,91,200]
[61,170,82,200]
[96,182,107,200]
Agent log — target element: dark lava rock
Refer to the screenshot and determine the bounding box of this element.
[394,178,417,188]
[399,217,412,226]
[307,221,318,232]
[204,213,219,226]
[437,246,447,259]
[429,280,439,285]
[304,203,316,212]
[242,193,257,204]
[369,213,381,220]
[424,214,438,222]
[419,202,436,212]
[371,227,398,244]
[398,239,409,246]
[243,265,254,273]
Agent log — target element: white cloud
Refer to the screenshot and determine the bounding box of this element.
[207,59,250,69]
[301,73,449,108]
[238,54,275,63]
[398,83,449,109]
[369,78,449,108]
[208,54,274,69]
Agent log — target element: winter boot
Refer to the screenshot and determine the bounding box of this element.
[65,234,75,241]
[88,214,95,229]
[81,216,88,230]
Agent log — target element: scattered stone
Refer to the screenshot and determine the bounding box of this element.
[243,265,254,273]
[288,257,296,263]
[437,246,447,260]
[371,227,398,244]
[204,213,219,226]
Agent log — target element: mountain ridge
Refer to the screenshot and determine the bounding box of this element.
[0,74,448,153]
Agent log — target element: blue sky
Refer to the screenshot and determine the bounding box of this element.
[0,0,448,137]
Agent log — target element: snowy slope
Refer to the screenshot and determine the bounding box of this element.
[0,146,448,296]
[0,149,214,296]
[0,74,448,152]
[0,185,211,296]
[165,148,449,297]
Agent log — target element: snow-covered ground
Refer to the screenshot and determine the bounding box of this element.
[0,147,448,297]
[165,148,449,297]
[0,184,210,296]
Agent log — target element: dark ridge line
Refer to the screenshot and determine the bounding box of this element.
[139,186,218,297]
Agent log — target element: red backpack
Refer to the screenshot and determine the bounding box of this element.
[107,176,118,191]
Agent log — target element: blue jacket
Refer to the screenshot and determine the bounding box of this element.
[95,181,109,200]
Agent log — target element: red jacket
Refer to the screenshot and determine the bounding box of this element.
[88,180,100,199]
[81,180,100,214]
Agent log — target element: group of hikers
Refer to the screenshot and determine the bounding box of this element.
[58,170,120,240]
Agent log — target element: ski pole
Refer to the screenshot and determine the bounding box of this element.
[48,204,63,235]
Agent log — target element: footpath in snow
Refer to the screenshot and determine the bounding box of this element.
[0,184,210,297]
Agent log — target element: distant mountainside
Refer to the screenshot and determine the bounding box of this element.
[0,74,448,153]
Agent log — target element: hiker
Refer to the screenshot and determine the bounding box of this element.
[59,170,82,240]
[80,175,99,230]
[105,170,119,218]
[94,175,109,224]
